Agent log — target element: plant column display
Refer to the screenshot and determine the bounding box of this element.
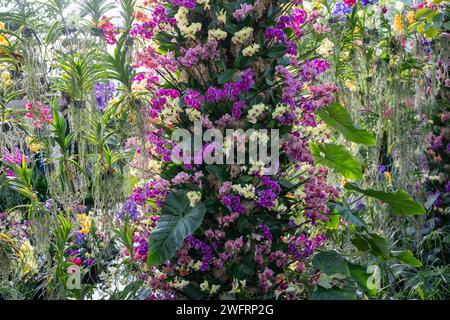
[125,0,345,299]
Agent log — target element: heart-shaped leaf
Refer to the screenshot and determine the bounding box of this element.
[147,190,206,266]
[312,250,350,277]
[311,143,363,180]
[316,103,376,145]
[344,183,425,216]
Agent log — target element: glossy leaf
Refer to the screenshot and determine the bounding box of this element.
[391,250,422,268]
[344,183,425,216]
[316,103,376,145]
[312,250,350,277]
[311,143,363,180]
[147,190,206,266]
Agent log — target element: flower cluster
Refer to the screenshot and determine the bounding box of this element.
[130,5,176,40]
[123,0,340,300]
[24,100,53,129]
[333,2,352,17]
[95,82,116,110]
[2,147,28,177]
[179,41,219,68]
[99,16,117,45]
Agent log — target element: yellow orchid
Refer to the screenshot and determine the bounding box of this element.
[345,80,357,92]
[384,172,393,185]
[0,22,8,46]
[78,213,92,234]
[1,70,11,86]
[26,136,42,153]
[406,11,415,24]
[393,14,404,34]
[17,240,38,277]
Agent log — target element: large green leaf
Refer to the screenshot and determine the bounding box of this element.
[344,183,425,216]
[312,251,350,277]
[329,202,366,227]
[415,7,434,19]
[325,213,340,230]
[147,190,206,266]
[351,234,371,253]
[366,233,390,259]
[311,143,363,180]
[352,233,393,260]
[391,250,422,268]
[316,103,376,145]
[311,284,356,300]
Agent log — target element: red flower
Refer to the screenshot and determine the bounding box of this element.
[25,101,33,118]
[343,0,357,6]
[69,257,82,266]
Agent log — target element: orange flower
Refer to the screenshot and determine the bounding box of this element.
[393,14,404,33]
[77,214,92,234]
[0,22,8,46]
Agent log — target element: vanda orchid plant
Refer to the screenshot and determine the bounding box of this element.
[116,0,425,300]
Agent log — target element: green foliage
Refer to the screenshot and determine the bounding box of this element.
[311,250,357,300]
[351,232,390,259]
[147,190,206,266]
[205,164,229,181]
[115,219,135,257]
[48,99,90,191]
[76,0,115,27]
[344,183,426,216]
[41,0,70,15]
[311,284,357,300]
[50,99,74,156]
[411,7,445,39]
[104,38,134,91]
[316,103,376,145]
[312,251,350,277]
[217,69,237,84]
[2,158,34,201]
[391,250,422,268]
[53,50,106,103]
[0,0,447,301]
[53,211,73,259]
[50,210,74,298]
[109,280,144,300]
[119,0,136,31]
[311,143,363,179]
